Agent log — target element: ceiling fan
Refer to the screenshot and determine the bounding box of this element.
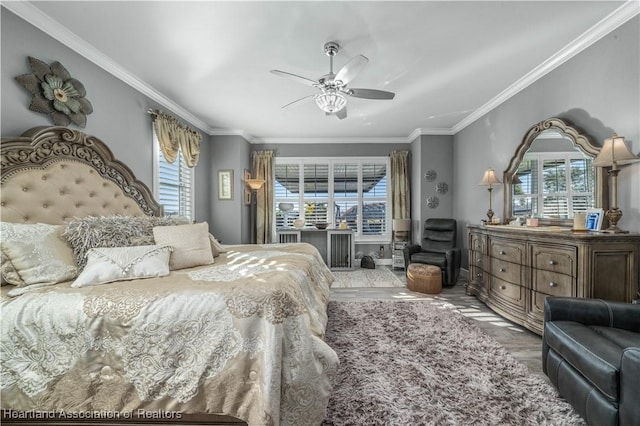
[270,41,395,120]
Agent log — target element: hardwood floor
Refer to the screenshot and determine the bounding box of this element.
[330,267,546,380]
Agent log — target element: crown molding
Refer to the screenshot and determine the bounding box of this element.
[452,0,640,134]
[250,136,410,145]
[2,1,223,136]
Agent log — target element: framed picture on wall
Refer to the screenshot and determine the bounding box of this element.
[218,170,233,200]
[585,208,604,231]
[243,169,252,205]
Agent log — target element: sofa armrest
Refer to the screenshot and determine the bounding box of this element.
[544,297,640,332]
[620,347,640,425]
[444,247,462,284]
[403,244,421,270]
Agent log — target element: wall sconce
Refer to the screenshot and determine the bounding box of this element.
[245,178,265,191]
[593,134,639,233]
[478,168,502,222]
[245,177,265,243]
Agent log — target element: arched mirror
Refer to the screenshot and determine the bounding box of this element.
[503,117,607,226]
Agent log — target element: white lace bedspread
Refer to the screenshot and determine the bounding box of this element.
[1,243,338,426]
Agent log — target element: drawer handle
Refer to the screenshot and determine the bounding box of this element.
[499,250,506,255]
[478,258,483,263]
[499,268,506,272]
[500,285,506,290]
[548,260,557,265]
[549,282,558,288]
[476,273,482,278]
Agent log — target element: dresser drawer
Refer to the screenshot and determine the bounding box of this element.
[531,244,576,276]
[471,251,485,269]
[490,239,524,264]
[532,269,574,297]
[491,278,525,307]
[470,232,485,252]
[490,258,522,285]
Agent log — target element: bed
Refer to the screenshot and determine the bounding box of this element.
[0,126,339,426]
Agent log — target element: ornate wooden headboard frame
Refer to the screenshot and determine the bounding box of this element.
[1,126,162,224]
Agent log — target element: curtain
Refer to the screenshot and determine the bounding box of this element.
[150,109,202,167]
[390,150,410,219]
[252,150,274,244]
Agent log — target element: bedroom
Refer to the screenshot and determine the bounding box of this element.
[1,1,639,425]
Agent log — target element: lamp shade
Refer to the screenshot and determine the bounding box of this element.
[479,168,501,186]
[593,134,640,166]
[392,218,411,232]
[246,178,265,190]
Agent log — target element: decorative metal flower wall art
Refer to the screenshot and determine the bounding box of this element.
[15,56,93,128]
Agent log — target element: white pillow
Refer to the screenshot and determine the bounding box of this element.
[153,222,214,270]
[0,222,78,286]
[71,245,172,288]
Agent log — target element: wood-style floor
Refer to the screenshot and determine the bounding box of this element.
[330,267,546,379]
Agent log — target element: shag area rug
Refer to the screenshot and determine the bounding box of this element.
[322,300,585,426]
[331,267,404,288]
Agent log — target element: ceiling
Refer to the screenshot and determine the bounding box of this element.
[8,1,635,142]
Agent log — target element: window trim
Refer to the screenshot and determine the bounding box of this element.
[274,156,391,243]
[152,128,195,219]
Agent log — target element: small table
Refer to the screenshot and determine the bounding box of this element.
[407,263,442,294]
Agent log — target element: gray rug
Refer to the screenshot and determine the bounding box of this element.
[331,267,404,288]
[322,300,585,426]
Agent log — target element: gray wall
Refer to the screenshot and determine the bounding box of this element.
[208,135,252,244]
[1,9,212,224]
[454,16,640,268]
[409,135,455,245]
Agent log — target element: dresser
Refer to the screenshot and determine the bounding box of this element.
[467,225,640,335]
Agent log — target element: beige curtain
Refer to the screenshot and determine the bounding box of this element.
[390,150,410,219]
[252,150,274,244]
[150,110,202,167]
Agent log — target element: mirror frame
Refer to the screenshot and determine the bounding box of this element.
[503,117,607,226]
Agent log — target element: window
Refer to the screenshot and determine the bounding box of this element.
[274,158,390,241]
[513,152,594,219]
[153,129,194,220]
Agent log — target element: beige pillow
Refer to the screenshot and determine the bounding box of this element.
[0,222,78,286]
[153,222,214,270]
[71,245,172,288]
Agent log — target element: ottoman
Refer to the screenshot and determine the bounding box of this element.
[407,263,442,294]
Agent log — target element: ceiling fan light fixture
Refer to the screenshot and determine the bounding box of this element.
[314,90,347,113]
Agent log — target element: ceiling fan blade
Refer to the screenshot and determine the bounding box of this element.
[334,54,368,85]
[335,107,347,120]
[281,94,315,109]
[270,70,318,87]
[347,88,395,100]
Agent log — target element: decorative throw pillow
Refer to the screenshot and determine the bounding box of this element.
[153,222,214,270]
[0,251,21,286]
[63,215,189,269]
[71,245,172,288]
[0,222,78,286]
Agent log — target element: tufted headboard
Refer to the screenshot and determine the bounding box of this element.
[1,126,162,224]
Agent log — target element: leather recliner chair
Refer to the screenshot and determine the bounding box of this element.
[403,218,461,287]
[542,297,640,426]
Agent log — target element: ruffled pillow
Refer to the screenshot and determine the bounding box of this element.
[63,215,189,269]
[71,245,172,287]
